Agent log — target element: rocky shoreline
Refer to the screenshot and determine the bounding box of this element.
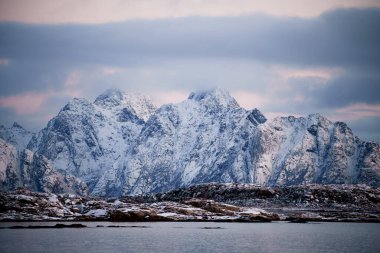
[1,184,380,223]
[134,183,380,222]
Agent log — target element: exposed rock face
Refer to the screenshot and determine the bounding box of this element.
[19,150,88,195]
[0,122,34,152]
[0,138,87,195]
[0,139,19,190]
[1,88,379,197]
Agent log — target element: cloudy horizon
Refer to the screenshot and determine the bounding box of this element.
[0,1,379,142]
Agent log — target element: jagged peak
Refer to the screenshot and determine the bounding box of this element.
[60,97,92,112]
[270,113,332,126]
[94,89,156,122]
[188,88,239,109]
[307,113,330,123]
[94,88,124,106]
[306,113,332,128]
[0,121,31,134]
[308,113,323,119]
[12,122,24,129]
[333,121,353,135]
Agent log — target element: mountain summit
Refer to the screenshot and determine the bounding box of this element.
[94,89,156,121]
[188,88,240,109]
[1,89,379,196]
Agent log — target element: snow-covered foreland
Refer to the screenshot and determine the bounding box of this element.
[1,184,379,222]
[0,88,379,197]
[0,188,279,222]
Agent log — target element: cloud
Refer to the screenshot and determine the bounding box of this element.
[0,94,70,132]
[275,66,343,81]
[0,7,379,141]
[276,70,380,110]
[0,91,54,114]
[330,103,380,121]
[0,58,9,65]
[0,0,379,24]
[63,70,82,97]
[344,116,380,143]
[1,8,379,75]
[1,8,379,97]
[231,91,268,110]
[0,58,70,96]
[150,90,189,106]
[316,72,380,108]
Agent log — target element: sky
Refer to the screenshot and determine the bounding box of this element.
[0,0,379,142]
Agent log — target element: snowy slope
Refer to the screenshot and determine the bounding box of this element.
[28,89,156,196]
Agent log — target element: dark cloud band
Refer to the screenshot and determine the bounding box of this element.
[0,7,379,141]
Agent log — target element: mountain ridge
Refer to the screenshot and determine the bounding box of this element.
[0,88,379,196]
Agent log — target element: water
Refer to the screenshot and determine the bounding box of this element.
[1,221,380,253]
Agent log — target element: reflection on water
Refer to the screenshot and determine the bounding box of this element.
[1,222,380,253]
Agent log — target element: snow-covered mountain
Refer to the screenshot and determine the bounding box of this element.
[254,114,380,187]
[124,90,380,194]
[27,89,156,196]
[1,88,379,196]
[123,89,267,194]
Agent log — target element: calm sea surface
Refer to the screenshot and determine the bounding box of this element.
[0,221,379,253]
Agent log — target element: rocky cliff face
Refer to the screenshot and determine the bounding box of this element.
[0,138,87,195]
[1,88,379,196]
[0,138,19,190]
[0,122,34,152]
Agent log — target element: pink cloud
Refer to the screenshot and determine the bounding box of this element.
[0,91,54,114]
[101,67,124,75]
[63,70,82,97]
[0,0,379,24]
[274,66,343,81]
[0,71,85,115]
[0,59,9,65]
[64,71,81,88]
[329,103,380,121]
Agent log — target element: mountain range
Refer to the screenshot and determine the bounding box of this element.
[1,88,379,197]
